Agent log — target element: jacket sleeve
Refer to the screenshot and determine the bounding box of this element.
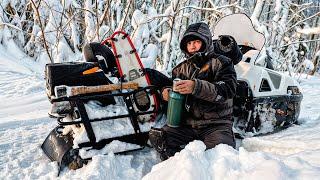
[191,57,237,102]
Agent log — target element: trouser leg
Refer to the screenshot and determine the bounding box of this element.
[198,123,236,149]
[144,68,172,89]
[144,68,172,112]
[160,125,196,160]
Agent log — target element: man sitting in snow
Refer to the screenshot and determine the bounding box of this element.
[82,22,242,160]
[150,22,242,160]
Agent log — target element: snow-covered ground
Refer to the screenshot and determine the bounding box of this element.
[1,45,320,179]
[144,75,320,180]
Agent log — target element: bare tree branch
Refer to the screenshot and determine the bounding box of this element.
[117,0,132,31]
[95,0,100,41]
[286,12,320,33]
[278,39,320,49]
[30,0,53,63]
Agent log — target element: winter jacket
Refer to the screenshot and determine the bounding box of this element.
[173,22,242,128]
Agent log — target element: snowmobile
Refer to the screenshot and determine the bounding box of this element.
[212,13,303,137]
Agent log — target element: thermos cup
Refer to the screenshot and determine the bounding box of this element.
[166,79,185,127]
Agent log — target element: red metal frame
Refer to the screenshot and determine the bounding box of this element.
[101,31,159,119]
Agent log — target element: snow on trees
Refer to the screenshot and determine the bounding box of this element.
[0,0,319,75]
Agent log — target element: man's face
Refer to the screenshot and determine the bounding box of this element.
[187,40,203,54]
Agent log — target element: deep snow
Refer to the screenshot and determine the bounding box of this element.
[1,45,320,179]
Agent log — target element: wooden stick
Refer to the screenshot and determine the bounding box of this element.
[55,82,139,98]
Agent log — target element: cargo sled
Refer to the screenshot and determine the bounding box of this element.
[41,37,161,174]
[213,13,303,137]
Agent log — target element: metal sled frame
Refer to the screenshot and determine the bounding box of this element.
[41,85,160,173]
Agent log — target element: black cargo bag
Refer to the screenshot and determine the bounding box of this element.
[45,62,114,102]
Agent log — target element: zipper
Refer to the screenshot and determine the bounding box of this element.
[191,63,200,79]
[185,63,200,112]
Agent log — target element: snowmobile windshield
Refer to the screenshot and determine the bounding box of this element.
[213,13,265,51]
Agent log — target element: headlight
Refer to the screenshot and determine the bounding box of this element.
[287,86,301,95]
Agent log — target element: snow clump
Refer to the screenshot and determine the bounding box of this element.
[143,140,320,180]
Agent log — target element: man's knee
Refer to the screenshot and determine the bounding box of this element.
[203,128,236,149]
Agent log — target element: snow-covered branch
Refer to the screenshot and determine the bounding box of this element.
[279,38,320,48]
[286,12,320,33]
[298,27,320,35]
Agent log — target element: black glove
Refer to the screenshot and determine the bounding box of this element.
[214,35,243,65]
[217,35,235,53]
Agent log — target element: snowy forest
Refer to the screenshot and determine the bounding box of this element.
[0,0,319,75]
[1,0,320,179]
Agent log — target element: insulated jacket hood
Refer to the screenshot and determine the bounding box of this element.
[180,22,215,57]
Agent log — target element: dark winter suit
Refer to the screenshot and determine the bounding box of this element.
[149,22,242,160]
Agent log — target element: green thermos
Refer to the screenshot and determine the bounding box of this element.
[166,82,186,127]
